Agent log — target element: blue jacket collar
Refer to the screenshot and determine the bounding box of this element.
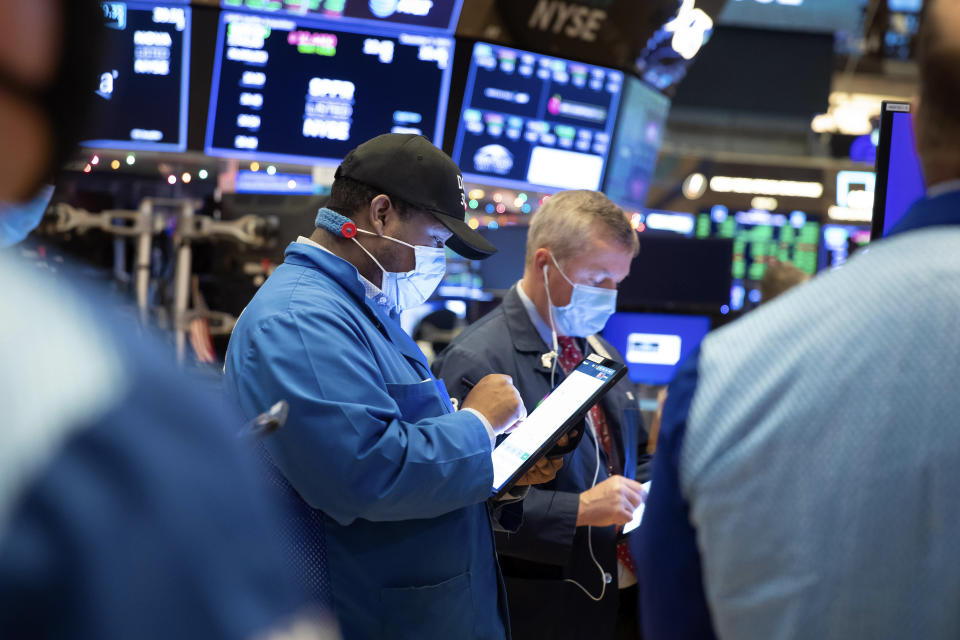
[888,189,960,237]
[283,242,430,374]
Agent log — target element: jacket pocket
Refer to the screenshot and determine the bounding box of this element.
[379,571,476,639]
[385,380,449,423]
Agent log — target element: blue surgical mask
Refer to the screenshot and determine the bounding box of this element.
[353,229,446,313]
[0,185,55,248]
[543,252,618,338]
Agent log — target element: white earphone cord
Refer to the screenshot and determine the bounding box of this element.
[543,264,610,603]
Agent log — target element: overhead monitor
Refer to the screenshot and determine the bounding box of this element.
[601,312,711,386]
[872,102,926,239]
[452,42,624,193]
[220,0,463,32]
[82,2,191,151]
[603,78,671,212]
[718,0,862,33]
[617,235,734,314]
[205,12,454,165]
[694,207,820,312]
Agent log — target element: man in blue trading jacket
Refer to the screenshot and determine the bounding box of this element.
[225,134,560,640]
[637,2,960,638]
[434,190,651,640]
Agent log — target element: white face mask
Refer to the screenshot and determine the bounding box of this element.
[544,252,618,338]
[353,229,446,313]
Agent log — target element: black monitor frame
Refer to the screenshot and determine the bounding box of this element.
[871,101,912,240]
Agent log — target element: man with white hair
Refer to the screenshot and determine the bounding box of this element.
[434,190,650,640]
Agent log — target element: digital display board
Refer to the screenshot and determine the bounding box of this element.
[452,42,623,193]
[82,2,191,151]
[602,312,711,385]
[205,12,454,164]
[603,77,670,212]
[885,0,923,60]
[719,0,862,33]
[819,224,870,271]
[221,0,463,32]
[617,235,734,313]
[695,207,820,311]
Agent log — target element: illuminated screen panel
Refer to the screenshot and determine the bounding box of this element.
[220,0,463,32]
[82,2,191,151]
[452,42,623,193]
[205,12,454,165]
[719,0,861,33]
[603,78,670,211]
[602,312,711,386]
[819,224,870,271]
[695,207,820,311]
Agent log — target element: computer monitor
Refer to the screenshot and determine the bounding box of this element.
[601,312,711,386]
[476,225,528,294]
[819,224,871,271]
[205,12,454,165]
[82,2,191,151]
[718,0,862,33]
[220,0,463,32]
[872,101,926,239]
[695,207,820,311]
[617,235,734,313]
[452,42,624,193]
[603,77,671,212]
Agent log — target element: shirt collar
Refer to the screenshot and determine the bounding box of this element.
[515,279,555,348]
[295,236,394,311]
[925,179,960,200]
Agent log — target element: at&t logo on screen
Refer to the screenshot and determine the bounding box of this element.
[369,0,435,18]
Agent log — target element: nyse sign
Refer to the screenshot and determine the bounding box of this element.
[526,0,609,43]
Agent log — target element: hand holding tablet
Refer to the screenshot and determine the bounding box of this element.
[490,355,627,497]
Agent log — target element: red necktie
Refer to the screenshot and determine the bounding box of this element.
[556,337,636,576]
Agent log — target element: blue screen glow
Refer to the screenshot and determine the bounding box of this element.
[601,312,711,386]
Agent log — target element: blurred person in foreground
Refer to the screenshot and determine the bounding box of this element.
[434,190,651,639]
[0,1,325,637]
[637,1,960,637]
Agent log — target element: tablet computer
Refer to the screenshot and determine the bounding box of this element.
[491,354,627,498]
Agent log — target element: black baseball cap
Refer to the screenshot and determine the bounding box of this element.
[335,134,497,259]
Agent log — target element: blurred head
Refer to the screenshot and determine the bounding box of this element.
[0,0,102,203]
[522,191,638,335]
[760,259,810,304]
[914,0,960,186]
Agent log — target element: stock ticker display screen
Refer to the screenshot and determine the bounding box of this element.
[696,208,820,311]
[603,77,670,212]
[82,2,191,151]
[452,42,623,193]
[220,0,463,32]
[205,12,454,164]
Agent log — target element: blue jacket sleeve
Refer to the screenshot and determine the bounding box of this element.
[233,310,495,527]
[636,349,717,640]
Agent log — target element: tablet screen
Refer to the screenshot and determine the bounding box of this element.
[491,356,623,495]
